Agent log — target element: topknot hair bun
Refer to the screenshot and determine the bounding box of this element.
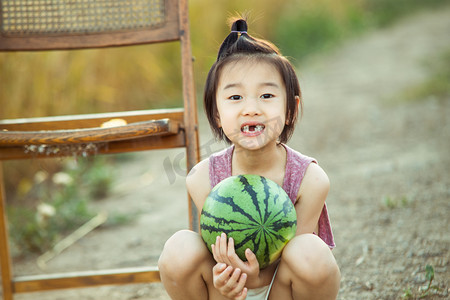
[231,19,248,32]
[216,15,280,60]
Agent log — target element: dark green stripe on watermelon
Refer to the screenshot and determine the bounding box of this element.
[200,174,297,269]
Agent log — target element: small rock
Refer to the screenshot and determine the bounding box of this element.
[363,281,374,291]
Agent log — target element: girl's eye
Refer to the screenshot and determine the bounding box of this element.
[261,93,274,99]
[229,95,242,100]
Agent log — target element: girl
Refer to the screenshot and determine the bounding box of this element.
[158,18,340,300]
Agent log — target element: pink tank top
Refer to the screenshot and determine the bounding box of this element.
[209,144,335,248]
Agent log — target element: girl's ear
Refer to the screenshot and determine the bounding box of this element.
[295,95,300,111]
[286,96,301,125]
[215,112,222,128]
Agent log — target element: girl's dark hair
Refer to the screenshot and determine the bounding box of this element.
[204,18,302,144]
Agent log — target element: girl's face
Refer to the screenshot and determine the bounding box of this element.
[215,59,288,150]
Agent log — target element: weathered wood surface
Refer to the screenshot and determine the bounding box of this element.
[0,119,179,146]
[13,267,161,293]
[0,108,184,131]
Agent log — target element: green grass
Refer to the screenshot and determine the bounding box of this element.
[402,264,441,299]
[381,195,410,209]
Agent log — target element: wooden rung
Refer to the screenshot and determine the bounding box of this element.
[0,119,179,146]
[0,133,186,160]
[0,108,184,131]
[13,267,161,293]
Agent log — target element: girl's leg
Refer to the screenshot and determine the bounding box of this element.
[158,230,226,300]
[269,234,341,300]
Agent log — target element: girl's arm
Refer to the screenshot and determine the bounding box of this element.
[186,158,211,211]
[296,162,330,235]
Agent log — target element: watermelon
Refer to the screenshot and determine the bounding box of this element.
[200,174,297,269]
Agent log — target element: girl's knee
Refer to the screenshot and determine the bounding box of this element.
[158,230,210,279]
[281,234,340,287]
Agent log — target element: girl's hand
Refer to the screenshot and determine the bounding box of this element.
[213,263,248,300]
[212,233,261,288]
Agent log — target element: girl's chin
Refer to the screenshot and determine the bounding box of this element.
[234,137,271,151]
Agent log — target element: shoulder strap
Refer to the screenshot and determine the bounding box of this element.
[209,146,234,188]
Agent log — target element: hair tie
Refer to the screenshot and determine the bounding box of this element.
[231,30,247,34]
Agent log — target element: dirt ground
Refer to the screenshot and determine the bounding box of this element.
[4,5,450,300]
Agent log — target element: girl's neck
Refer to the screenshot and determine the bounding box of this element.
[231,142,286,184]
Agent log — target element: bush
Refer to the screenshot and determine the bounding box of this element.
[273,0,450,61]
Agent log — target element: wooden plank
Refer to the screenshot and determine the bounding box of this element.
[102,132,185,153]
[0,108,184,131]
[0,0,180,51]
[178,0,200,232]
[0,132,186,160]
[0,119,179,146]
[0,163,14,300]
[13,267,161,293]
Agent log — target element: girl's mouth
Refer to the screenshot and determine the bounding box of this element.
[241,123,265,135]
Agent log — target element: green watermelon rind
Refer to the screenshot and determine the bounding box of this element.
[200,174,297,269]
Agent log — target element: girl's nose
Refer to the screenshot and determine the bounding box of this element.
[242,98,261,116]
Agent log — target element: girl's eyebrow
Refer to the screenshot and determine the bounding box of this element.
[260,82,280,89]
[223,83,242,90]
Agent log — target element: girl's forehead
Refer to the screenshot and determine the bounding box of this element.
[222,57,277,72]
[218,58,283,87]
